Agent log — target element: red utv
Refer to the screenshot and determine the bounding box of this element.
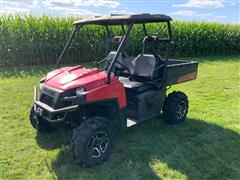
[30,14,198,167]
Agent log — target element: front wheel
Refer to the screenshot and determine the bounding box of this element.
[29,106,54,132]
[70,116,115,167]
[162,91,189,124]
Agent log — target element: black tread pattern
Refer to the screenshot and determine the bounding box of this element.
[29,106,54,132]
[69,116,115,167]
[162,91,189,124]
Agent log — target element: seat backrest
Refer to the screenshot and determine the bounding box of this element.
[132,54,163,81]
[106,51,134,76]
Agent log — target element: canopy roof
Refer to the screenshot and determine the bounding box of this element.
[73,13,172,26]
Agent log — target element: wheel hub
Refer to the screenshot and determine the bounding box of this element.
[176,101,187,119]
[87,131,109,158]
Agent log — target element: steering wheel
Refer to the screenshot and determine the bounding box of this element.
[114,61,131,75]
[94,57,107,68]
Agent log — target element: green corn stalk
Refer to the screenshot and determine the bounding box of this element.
[0,15,239,66]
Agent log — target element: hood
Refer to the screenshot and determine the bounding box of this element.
[44,65,112,91]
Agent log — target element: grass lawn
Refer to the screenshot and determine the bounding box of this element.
[0,56,240,180]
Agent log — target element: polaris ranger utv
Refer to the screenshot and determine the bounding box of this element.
[30,14,198,167]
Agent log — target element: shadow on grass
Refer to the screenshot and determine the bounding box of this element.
[1,55,239,78]
[36,128,72,150]
[35,118,240,179]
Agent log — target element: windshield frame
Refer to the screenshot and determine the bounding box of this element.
[56,21,173,84]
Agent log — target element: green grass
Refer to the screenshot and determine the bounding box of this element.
[0,56,240,179]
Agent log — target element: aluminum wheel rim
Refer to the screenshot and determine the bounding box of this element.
[87,131,109,158]
[176,101,187,119]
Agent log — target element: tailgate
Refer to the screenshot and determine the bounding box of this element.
[165,59,198,86]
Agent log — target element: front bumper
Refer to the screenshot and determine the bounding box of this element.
[33,86,79,123]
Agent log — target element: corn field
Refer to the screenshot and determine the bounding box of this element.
[1,15,240,66]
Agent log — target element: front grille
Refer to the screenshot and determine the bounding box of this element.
[56,100,72,109]
[39,85,77,109]
[40,94,54,107]
[42,86,56,96]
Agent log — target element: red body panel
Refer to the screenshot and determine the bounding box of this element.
[86,80,126,108]
[44,65,126,108]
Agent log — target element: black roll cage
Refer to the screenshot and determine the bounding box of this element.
[56,21,173,84]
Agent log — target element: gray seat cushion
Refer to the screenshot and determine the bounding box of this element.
[106,51,134,76]
[132,54,163,81]
[119,77,153,92]
[106,52,164,83]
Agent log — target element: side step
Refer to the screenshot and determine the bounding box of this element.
[127,119,138,127]
[127,114,160,128]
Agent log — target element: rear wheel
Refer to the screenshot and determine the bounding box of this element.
[29,106,54,132]
[70,116,115,167]
[162,91,189,124]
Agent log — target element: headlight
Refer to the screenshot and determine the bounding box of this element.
[76,87,85,96]
[39,77,46,91]
[40,77,46,83]
[39,83,44,91]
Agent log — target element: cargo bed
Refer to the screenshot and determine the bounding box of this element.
[165,59,198,86]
